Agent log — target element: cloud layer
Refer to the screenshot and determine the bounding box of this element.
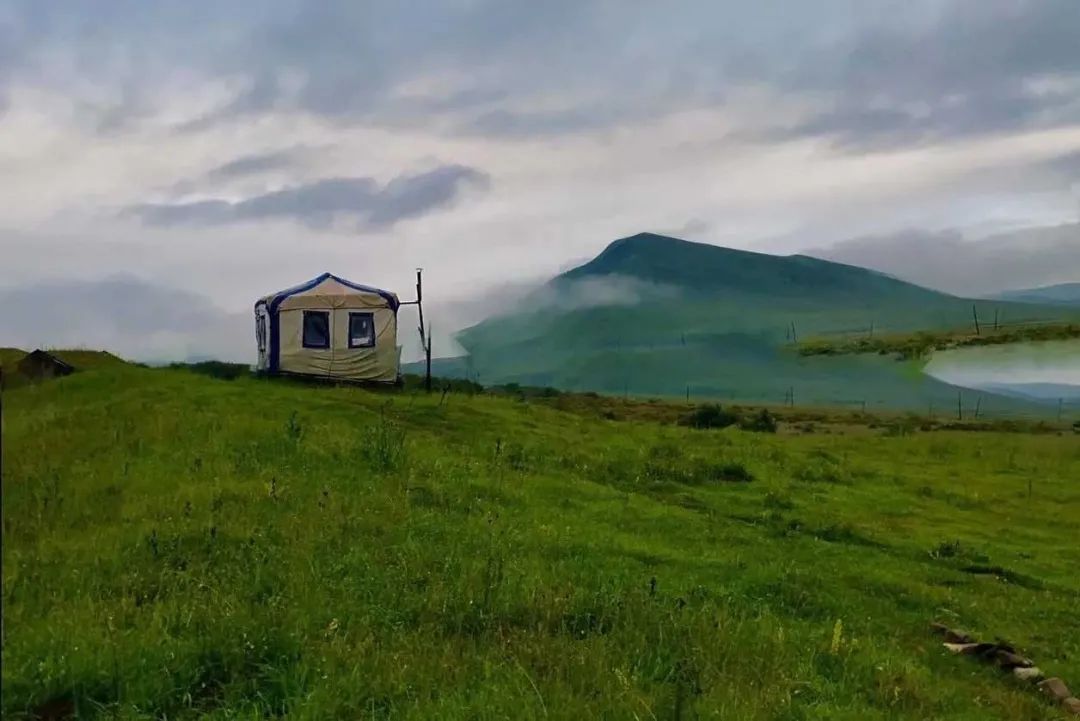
[130,165,489,229]
[204,148,305,180]
[809,223,1080,296]
[6,1,1079,145]
[0,276,251,363]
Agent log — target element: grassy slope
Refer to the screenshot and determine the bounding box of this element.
[2,348,129,390]
[1,348,127,373]
[47,349,129,369]
[798,322,1080,359]
[0,346,28,369]
[3,365,1079,720]
[453,235,1078,409]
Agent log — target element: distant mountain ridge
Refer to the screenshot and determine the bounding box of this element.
[558,233,951,302]
[990,282,1080,307]
[442,232,1078,411]
[976,382,1080,403]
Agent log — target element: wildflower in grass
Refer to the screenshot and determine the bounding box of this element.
[830,619,844,655]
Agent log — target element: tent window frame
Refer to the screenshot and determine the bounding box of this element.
[301,310,331,349]
[348,311,376,349]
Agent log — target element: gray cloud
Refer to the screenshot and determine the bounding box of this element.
[1041,151,1080,182]
[808,223,1080,296]
[656,219,712,239]
[205,148,305,180]
[130,164,490,229]
[0,275,251,363]
[7,1,1076,148]
[165,146,322,196]
[0,16,20,115]
[771,0,1080,148]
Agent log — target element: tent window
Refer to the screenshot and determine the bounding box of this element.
[302,311,330,349]
[349,312,376,348]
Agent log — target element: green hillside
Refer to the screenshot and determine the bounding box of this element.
[450,234,1078,410]
[1,348,130,389]
[3,364,1079,719]
[0,347,128,373]
[560,233,944,302]
[0,346,28,370]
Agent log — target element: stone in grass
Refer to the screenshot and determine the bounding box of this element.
[943,642,1000,656]
[1013,667,1043,682]
[993,650,1034,669]
[1062,697,1080,716]
[944,642,980,654]
[1038,677,1072,702]
[931,622,973,644]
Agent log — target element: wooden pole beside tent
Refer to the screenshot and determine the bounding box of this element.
[401,268,432,392]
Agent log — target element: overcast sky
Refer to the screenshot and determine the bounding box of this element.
[1,0,1079,361]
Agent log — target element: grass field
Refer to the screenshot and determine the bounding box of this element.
[3,362,1080,719]
[797,322,1080,360]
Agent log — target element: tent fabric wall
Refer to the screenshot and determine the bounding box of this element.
[276,306,398,381]
[255,273,400,382]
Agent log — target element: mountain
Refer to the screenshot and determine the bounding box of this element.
[561,233,940,300]
[976,382,1080,403]
[990,282,1080,307]
[437,233,1078,411]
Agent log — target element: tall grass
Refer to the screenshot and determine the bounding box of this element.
[2,364,1078,719]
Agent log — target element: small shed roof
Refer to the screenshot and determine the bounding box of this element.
[17,350,76,379]
[22,349,75,370]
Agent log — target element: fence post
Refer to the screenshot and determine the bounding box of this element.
[957,391,962,420]
[425,329,432,394]
[972,304,980,336]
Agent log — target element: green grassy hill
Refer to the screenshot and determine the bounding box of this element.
[1,348,130,389]
[3,364,1079,719]
[560,233,946,302]
[1,347,127,373]
[0,346,28,370]
[447,234,1078,410]
[47,349,129,369]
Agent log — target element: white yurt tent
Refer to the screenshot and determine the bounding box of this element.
[255,273,400,382]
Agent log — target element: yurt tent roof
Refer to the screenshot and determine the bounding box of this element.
[257,273,400,312]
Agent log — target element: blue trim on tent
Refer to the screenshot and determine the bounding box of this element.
[264,272,399,373]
